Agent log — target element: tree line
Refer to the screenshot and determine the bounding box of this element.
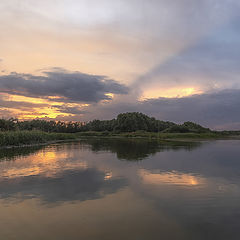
[0,118,84,133]
[0,112,211,133]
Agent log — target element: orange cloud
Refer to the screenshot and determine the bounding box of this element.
[140,87,202,100]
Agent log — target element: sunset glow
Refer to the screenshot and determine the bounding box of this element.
[0,149,88,179]
[139,169,205,187]
[0,0,240,129]
[140,87,202,100]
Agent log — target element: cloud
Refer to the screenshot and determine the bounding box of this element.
[1,1,240,128]
[0,96,47,110]
[142,89,240,128]
[1,1,239,79]
[80,89,240,130]
[133,16,240,93]
[3,0,238,38]
[0,94,50,119]
[0,67,239,130]
[0,69,129,103]
[0,109,14,118]
[52,105,86,115]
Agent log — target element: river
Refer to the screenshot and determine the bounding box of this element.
[0,139,239,240]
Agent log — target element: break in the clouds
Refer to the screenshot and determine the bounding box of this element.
[0,69,128,103]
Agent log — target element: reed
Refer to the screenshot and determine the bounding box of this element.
[0,131,77,147]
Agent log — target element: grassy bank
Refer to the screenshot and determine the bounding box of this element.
[0,130,77,147]
[0,130,239,148]
[76,131,237,140]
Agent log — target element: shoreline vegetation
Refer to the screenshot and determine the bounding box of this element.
[1,130,240,149]
[0,131,78,148]
[0,112,240,147]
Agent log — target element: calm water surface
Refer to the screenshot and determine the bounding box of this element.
[0,139,240,240]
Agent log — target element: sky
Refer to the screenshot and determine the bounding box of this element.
[0,0,240,129]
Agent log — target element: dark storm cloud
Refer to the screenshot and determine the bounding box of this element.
[0,70,129,103]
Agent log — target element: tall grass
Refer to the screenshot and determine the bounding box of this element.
[76,131,229,139]
[118,131,222,139]
[0,131,77,147]
[0,130,236,147]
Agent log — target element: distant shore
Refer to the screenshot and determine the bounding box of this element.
[0,130,240,148]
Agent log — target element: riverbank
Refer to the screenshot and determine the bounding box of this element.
[76,130,240,140]
[0,130,239,148]
[0,131,78,148]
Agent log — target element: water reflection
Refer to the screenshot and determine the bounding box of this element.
[0,139,240,240]
[0,145,44,162]
[79,138,202,161]
[139,169,205,187]
[0,168,126,204]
